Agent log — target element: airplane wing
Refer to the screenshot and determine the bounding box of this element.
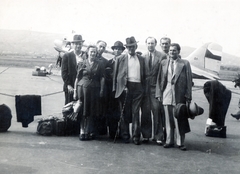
[191,64,220,80]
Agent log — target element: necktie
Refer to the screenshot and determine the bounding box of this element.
[149,53,152,70]
[171,60,174,75]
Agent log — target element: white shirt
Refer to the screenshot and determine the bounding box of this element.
[162,58,179,105]
[127,54,141,82]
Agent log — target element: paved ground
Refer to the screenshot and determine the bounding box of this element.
[0,66,240,174]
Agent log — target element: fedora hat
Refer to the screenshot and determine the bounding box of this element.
[111,41,125,51]
[175,102,204,119]
[125,36,139,46]
[188,102,204,119]
[175,103,187,119]
[68,34,85,43]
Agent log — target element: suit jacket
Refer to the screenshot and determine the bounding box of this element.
[77,59,105,88]
[113,53,146,98]
[156,58,192,103]
[61,51,78,92]
[156,57,192,134]
[142,50,167,91]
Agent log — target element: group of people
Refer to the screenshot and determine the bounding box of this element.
[61,33,193,151]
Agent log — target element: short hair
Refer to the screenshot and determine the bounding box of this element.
[160,37,171,44]
[170,43,181,53]
[145,37,157,44]
[86,45,98,57]
[96,40,107,46]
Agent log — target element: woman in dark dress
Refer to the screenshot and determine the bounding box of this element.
[75,45,105,141]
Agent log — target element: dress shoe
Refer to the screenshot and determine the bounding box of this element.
[79,134,85,141]
[178,145,187,151]
[142,138,149,143]
[231,113,240,120]
[163,144,174,148]
[156,140,163,146]
[132,137,140,145]
[89,133,96,140]
[123,138,130,144]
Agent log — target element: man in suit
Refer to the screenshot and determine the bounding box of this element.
[113,36,146,145]
[160,37,171,54]
[156,43,192,151]
[141,37,167,144]
[105,41,125,139]
[96,40,108,67]
[96,40,109,135]
[61,34,85,105]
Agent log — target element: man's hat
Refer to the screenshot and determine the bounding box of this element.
[125,36,139,46]
[111,41,125,51]
[188,102,204,119]
[68,34,85,43]
[175,102,204,119]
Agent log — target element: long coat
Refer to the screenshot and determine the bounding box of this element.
[156,58,192,134]
[61,51,78,92]
[113,54,146,98]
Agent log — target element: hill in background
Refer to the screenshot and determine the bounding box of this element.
[0,29,240,80]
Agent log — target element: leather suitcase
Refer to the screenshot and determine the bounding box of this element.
[55,119,66,136]
[205,125,226,138]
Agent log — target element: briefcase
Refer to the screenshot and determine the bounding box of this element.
[55,119,66,136]
[205,125,226,138]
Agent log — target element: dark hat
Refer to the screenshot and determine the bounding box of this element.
[175,103,187,119]
[68,34,85,43]
[125,36,139,46]
[175,102,204,119]
[111,41,125,51]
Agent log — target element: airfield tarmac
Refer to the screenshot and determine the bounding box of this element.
[0,66,240,174]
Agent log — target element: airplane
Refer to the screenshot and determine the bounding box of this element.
[184,42,222,80]
[54,37,222,80]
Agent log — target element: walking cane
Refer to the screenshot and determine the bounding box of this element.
[114,89,128,143]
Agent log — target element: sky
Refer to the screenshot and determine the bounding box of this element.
[0,0,240,56]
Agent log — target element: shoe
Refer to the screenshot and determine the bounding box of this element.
[133,137,140,145]
[79,134,85,141]
[178,145,187,151]
[163,144,174,148]
[156,140,163,146]
[142,138,149,143]
[123,138,130,144]
[89,133,96,140]
[231,113,240,120]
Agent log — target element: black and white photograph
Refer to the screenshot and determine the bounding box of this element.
[0,0,240,173]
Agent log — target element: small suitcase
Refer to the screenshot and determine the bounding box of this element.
[55,119,66,136]
[205,125,226,138]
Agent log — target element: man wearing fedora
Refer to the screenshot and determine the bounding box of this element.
[61,34,85,105]
[113,36,146,145]
[141,37,167,144]
[105,41,125,139]
[156,43,192,150]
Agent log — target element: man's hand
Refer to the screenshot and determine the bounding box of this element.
[67,85,74,94]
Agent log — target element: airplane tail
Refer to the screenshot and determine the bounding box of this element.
[186,42,222,75]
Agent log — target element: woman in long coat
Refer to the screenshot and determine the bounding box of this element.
[75,45,105,141]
